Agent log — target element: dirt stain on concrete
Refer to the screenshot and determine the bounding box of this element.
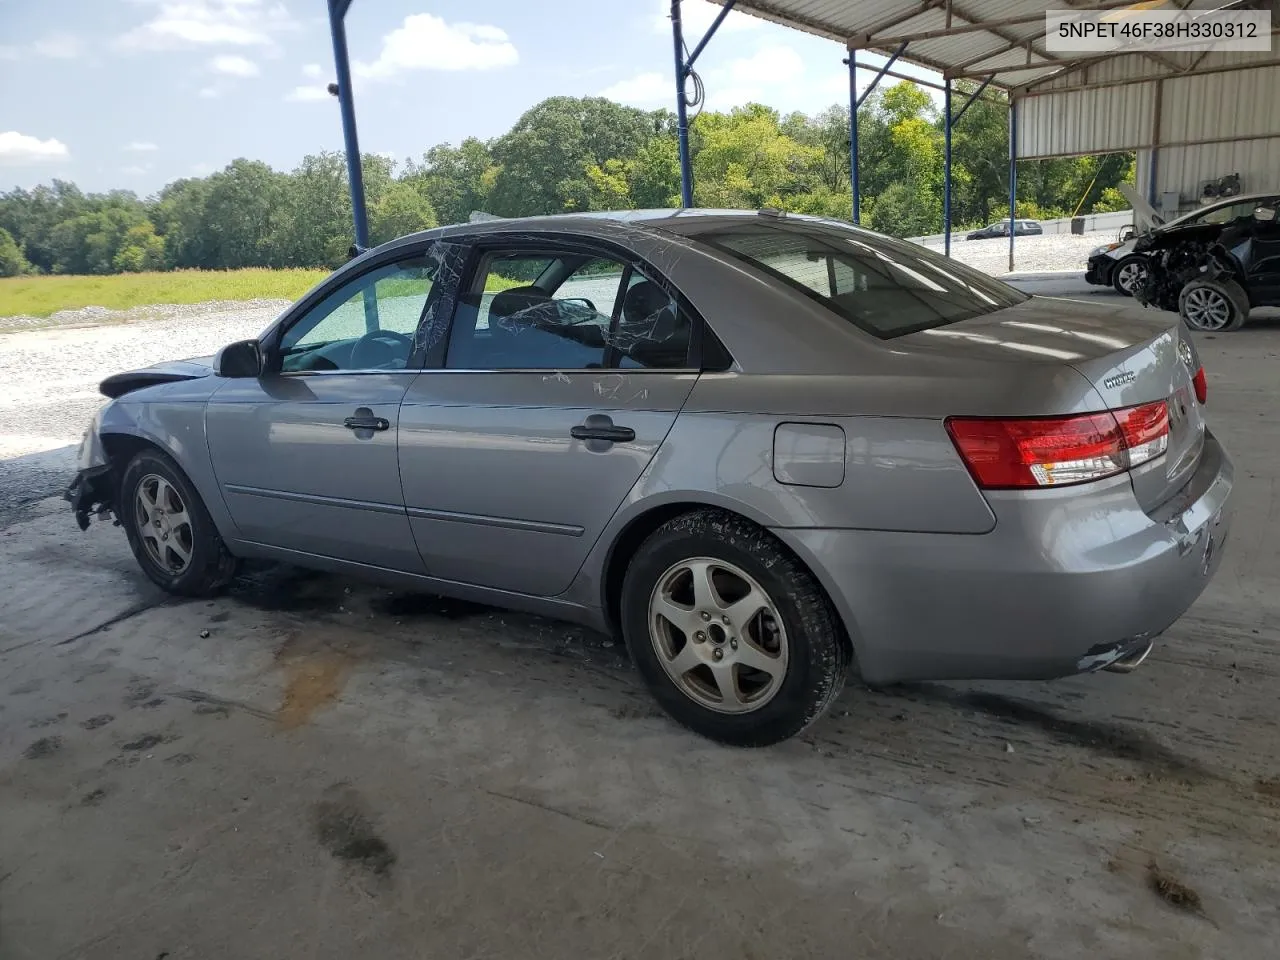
[80,714,115,730]
[312,782,395,878]
[275,640,356,730]
[23,736,63,759]
[121,733,165,752]
[80,787,109,806]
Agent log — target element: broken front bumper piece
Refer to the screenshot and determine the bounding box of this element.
[65,466,114,530]
[65,415,115,530]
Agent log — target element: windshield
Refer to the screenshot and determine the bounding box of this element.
[698,218,1028,339]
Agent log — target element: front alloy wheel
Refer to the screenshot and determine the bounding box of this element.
[135,473,194,574]
[1113,257,1147,296]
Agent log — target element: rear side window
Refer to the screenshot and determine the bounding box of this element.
[702,221,1028,339]
[445,250,695,370]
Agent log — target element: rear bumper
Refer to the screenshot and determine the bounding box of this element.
[1085,255,1112,285]
[775,429,1234,684]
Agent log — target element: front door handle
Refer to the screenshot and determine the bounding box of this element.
[344,415,390,431]
[571,417,635,444]
[571,424,635,442]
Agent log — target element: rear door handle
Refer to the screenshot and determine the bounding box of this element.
[344,416,390,431]
[571,424,635,443]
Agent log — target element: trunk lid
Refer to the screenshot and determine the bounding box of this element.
[898,296,1205,510]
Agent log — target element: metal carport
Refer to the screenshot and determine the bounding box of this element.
[323,0,1280,269]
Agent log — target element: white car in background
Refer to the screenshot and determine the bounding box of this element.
[1086,192,1280,296]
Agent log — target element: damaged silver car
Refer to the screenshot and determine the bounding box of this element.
[67,210,1234,746]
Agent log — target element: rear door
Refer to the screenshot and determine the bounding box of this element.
[397,237,701,596]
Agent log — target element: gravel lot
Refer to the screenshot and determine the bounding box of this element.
[921,232,1105,275]
[0,301,286,513]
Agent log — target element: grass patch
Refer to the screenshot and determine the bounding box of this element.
[0,268,332,318]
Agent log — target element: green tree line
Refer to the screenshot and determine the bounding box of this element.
[0,83,1133,278]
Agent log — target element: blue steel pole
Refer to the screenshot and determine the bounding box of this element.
[672,0,693,209]
[328,0,368,249]
[847,51,859,224]
[944,79,952,257]
[1008,96,1018,273]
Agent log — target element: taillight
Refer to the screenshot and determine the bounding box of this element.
[1193,366,1207,405]
[946,400,1170,489]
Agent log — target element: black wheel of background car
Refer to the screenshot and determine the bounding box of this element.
[620,509,850,747]
[1111,255,1148,297]
[1179,277,1250,332]
[119,449,239,597]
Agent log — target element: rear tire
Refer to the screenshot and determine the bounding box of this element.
[1179,277,1249,332]
[620,509,849,747]
[119,449,238,597]
[1111,255,1147,297]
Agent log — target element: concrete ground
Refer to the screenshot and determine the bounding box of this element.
[3,283,1280,958]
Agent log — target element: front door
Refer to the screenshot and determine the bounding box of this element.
[398,242,700,596]
[206,250,445,572]
[1244,204,1280,306]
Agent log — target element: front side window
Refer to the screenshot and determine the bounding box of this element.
[446,249,693,370]
[1199,201,1264,225]
[279,257,437,371]
[702,220,1028,339]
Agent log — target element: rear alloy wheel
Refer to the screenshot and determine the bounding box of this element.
[1111,255,1147,297]
[1179,278,1249,332]
[621,509,849,746]
[120,449,239,597]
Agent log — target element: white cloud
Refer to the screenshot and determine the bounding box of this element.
[121,164,152,176]
[600,72,670,107]
[301,62,323,79]
[354,14,517,80]
[125,141,159,152]
[654,0,762,36]
[602,44,844,115]
[0,131,70,165]
[118,0,295,52]
[285,84,329,102]
[0,46,19,61]
[211,53,259,77]
[33,34,83,59]
[198,85,221,99]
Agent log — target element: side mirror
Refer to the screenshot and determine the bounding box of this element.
[1254,206,1277,222]
[213,339,262,378]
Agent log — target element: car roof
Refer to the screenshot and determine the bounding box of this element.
[375,208,887,253]
[1162,192,1280,229]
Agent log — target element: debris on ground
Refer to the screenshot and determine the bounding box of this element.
[1147,861,1203,914]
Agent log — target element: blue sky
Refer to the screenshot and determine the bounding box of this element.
[0,0,942,196]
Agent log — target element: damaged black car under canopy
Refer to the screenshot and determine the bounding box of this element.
[1135,201,1280,332]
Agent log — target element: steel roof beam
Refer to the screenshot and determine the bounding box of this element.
[849,0,1144,49]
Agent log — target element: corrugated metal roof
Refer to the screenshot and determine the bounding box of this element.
[721,0,1280,91]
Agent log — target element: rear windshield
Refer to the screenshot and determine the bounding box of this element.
[700,219,1028,339]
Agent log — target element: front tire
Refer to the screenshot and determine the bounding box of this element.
[119,449,238,597]
[1111,255,1147,297]
[1179,277,1249,332]
[620,510,849,747]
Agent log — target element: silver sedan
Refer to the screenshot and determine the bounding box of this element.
[67,210,1234,745]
